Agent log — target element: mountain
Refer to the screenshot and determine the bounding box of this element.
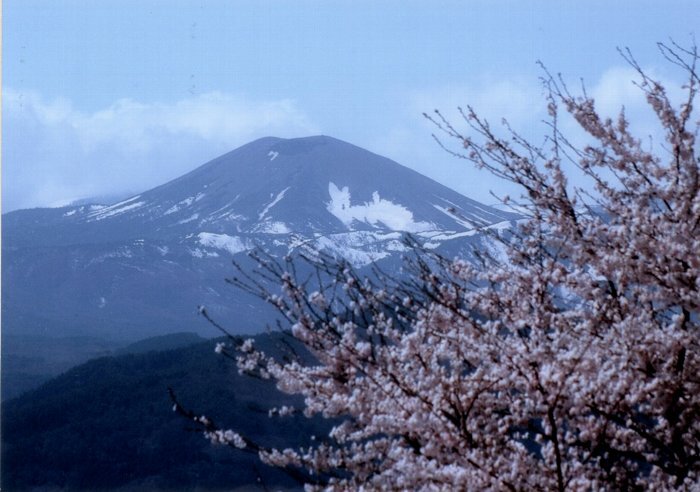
[5,136,510,243]
[2,135,519,398]
[2,334,326,491]
[115,331,206,356]
[3,135,517,338]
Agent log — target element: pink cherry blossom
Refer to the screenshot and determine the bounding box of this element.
[193,42,700,491]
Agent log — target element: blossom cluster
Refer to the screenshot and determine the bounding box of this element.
[204,429,247,449]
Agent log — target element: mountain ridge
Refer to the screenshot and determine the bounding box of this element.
[3,135,516,246]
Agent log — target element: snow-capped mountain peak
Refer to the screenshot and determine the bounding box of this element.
[42,135,515,239]
[3,135,520,339]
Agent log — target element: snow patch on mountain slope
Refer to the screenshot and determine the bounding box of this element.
[189,248,220,258]
[432,204,476,229]
[87,196,145,221]
[253,221,292,234]
[291,230,409,268]
[433,197,516,228]
[64,204,106,217]
[258,187,290,220]
[307,236,390,267]
[197,232,251,256]
[488,220,515,232]
[327,182,433,233]
[208,210,246,223]
[164,193,206,215]
[177,213,199,224]
[425,219,516,243]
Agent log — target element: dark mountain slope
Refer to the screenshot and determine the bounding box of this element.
[2,334,323,491]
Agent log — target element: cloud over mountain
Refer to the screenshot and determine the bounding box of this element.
[2,89,318,211]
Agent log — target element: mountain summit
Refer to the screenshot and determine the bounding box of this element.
[6,136,513,246]
[138,135,512,235]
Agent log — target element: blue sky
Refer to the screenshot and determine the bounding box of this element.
[3,1,697,211]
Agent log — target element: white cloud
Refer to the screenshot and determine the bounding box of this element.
[585,65,690,144]
[2,89,318,211]
[4,65,692,214]
[551,65,693,193]
[368,78,547,205]
[408,78,545,134]
[369,66,692,206]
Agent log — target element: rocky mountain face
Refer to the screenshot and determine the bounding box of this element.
[3,135,518,342]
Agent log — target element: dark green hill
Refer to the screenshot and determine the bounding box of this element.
[114,331,205,356]
[1,333,125,401]
[2,334,325,491]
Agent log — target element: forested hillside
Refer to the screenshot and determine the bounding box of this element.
[2,334,324,490]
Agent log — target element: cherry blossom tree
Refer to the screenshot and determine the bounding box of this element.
[180,42,700,490]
